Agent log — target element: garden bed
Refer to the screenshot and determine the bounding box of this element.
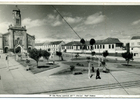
[63,61,98,67]
[17,59,60,74]
[117,63,140,69]
[51,68,88,75]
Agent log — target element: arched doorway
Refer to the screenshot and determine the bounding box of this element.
[4,47,8,53]
[15,46,21,53]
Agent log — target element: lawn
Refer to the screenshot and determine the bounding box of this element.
[63,61,98,68]
[52,68,88,75]
[17,58,60,74]
[71,56,140,65]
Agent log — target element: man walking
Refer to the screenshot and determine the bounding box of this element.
[96,68,101,79]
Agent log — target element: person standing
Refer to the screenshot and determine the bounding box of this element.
[91,64,95,72]
[6,55,9,71]
[96,68,101,79]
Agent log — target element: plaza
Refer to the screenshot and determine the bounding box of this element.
[0,53,140,96]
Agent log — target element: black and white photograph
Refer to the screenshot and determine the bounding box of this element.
[0,2,140,97]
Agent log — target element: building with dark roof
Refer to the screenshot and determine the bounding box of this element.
[2,6,35,53]
[62,38,125,53]
[131,36,140,40]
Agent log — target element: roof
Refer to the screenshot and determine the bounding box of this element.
[63,38,122,46]
[95,38,122,44]
[3,32,10,36]
[35,43,44,46]
[63,41,81,46]
[48,41,64,45]
[131,36,140,40]
[9,27,26,31]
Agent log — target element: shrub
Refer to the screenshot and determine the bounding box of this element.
[103,50,109,58]
[70,65,75,72]
[122,52,133,65]
[75,53,79,58]
[56,51,63,60]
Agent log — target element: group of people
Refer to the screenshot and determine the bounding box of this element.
[89,56,106,79]
[90,65,101,79]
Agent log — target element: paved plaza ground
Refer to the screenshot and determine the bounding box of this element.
[0,53,140,96]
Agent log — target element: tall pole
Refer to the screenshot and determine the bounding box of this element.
[88,61,91,79]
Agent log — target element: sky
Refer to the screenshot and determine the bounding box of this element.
[0,5,140,43]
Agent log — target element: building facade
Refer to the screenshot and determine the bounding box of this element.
[62,38,125,54]
[0,34,3,53]
[130,36,140,58]
[2,6,35,53]
[35,41,65,53]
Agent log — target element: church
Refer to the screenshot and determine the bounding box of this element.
[2,6,35,53]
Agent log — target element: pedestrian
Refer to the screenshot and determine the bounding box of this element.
[96,68,101,79]
[91,64,95,72]
[6,55,9,71]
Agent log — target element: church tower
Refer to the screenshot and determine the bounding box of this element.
[13,5,21,27]
[2,5,35,53]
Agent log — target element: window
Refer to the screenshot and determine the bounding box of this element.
[91,45,93,50]
[103,45,105,49]
[95,45,96,49]
[112,44,114,49]
[131,48,133,50]
[97,45,99,49]
[109,44,111,49]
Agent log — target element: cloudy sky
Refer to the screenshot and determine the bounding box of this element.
[0,5,140,43]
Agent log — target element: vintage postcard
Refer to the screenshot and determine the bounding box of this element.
[0,2,140,98]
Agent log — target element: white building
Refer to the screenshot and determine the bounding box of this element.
[62,38,126,54]
[35,41,65,53]
[35,42,44,50]
[44,41,65,53]
[130,36,140,58]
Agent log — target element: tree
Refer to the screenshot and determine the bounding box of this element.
[102,50,109,72]
[56,51,63,61]
[80,38,85,44]
[91,51,95,60]
[15,47,21,53]
[89,38,96,50]
[48,48,50,52]
[28,48,42,67]
[41,50,50,61]
[75,53,79,59]
[89,38,96,61]
[70,65,75,72]
[122,52,133,65]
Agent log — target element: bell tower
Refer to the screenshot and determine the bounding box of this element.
[13,5,21,27]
